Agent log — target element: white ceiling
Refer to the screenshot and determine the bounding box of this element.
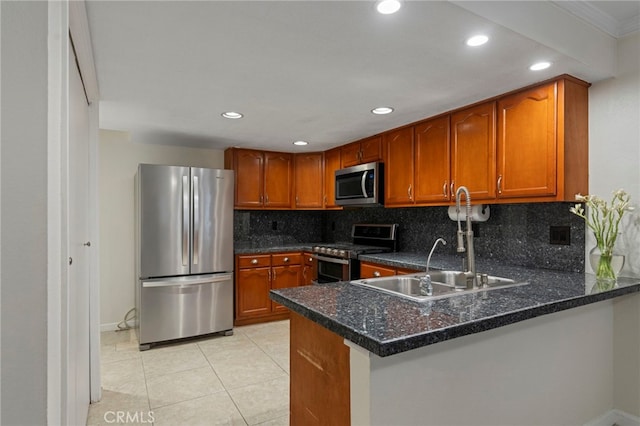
[85,0,639,152]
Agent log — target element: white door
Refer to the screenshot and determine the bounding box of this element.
[67,38,91,425]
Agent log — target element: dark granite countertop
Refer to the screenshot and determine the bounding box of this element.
[270,251,640,357]
[234,242,320,255]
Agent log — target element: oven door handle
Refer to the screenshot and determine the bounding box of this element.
[311,254,349,265]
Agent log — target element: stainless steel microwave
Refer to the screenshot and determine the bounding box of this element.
[334,162,384,207]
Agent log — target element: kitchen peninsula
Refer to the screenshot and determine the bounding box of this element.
[271,254,640,425]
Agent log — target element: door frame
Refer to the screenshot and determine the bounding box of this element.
[47,1,101,424]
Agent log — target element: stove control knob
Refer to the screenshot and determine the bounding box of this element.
[320,247,327,253]
[339,250,347,257]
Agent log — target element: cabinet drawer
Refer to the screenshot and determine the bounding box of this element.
[237,254,271,269]
[272,253,302,266]
[360,262,396,279]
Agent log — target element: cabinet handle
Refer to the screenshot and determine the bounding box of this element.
[450,181,455,196]
[265,194,269,204]
[324,195,327,205]
[443,181,448,199]
[260,194,263,204]
[251,259,258,265]
[408,184,412,201]
[284,257,289,262]
[497,175,503,195]
[296,196,299,205]
[272,269,276,280]
[374,271,381,277]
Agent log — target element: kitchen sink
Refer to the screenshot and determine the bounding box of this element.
[351,271,527,302]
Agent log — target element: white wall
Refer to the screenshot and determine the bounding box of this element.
[1,1,49,424]
[351,301,616,425]
[589,33,640,417]
[99,130,225,328]
[589,32,640,277]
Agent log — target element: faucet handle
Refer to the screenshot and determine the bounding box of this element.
[419,275,433,296]
[456,230,466,253]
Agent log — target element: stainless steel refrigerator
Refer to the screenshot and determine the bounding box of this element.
[135,164,234,350]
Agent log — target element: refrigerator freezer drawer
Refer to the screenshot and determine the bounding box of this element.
[138,273,233,347]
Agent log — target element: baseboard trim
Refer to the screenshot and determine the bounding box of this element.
[100,322,120,332]
[585,409,640,426]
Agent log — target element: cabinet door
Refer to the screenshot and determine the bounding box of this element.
[302,253,316,286]
[360,262,396,279]
[234,149,264,208]
[271,265,302,312]
[414,116,451,203]
[264,152,293,208]
[497,83,557,198]
[360,135,382,164]
[341,142,362,168]
[236,267,271,318]
[323,148,342,208]
[294,153,324,208]
[451,102,496,201]
[384,127,414,206]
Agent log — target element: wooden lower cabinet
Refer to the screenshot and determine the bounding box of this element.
[360,261,420,278]
[290,312,350,426]
[235,252,302,325]
[301,252,316,286]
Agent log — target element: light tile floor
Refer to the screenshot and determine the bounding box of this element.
[87,320,290,425]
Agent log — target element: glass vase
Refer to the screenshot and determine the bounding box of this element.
[589,245,625,288]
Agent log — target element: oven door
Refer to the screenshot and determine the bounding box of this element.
[312,254,350,283]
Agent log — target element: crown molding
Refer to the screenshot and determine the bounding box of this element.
[552,1,639,38]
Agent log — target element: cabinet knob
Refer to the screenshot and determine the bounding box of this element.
[373,271,381,277]
[284,257,289,262]
[251,259,258,265]
[309,257,313,262]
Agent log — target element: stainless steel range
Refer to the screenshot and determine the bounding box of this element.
[312,224,398,283]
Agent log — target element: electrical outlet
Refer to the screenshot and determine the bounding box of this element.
[550,226,570,245]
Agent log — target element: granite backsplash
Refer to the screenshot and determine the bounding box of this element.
[233,202,585,273]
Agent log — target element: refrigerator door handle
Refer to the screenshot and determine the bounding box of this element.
[193,175,200,265]
[182,175,189,266]
[142,274,233,288]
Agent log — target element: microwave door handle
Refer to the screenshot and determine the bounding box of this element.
[361,171,368,197]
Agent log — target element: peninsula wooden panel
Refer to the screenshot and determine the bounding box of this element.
[290,312,350,426]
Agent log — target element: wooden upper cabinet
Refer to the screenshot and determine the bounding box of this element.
[294,153,324,209]
[497,82,557,199]
[230,149,264,208]
[323,148,342,208]
[450,102,497,201]
[225,148,292,209]
[341,136,382,167]
[414,116,451,203]
[384,127,414,206]
[263,152,292,208]
[360,135,382,164]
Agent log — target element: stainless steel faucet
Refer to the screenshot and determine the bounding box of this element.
[421,238,446,296]
[455,186,477,289]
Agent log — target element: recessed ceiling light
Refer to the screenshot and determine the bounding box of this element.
[293,140,308,146]
[529,61,551,71]
[371,107,394,115]
[466,35,489,47]
[221,111,243,119]
[376,0,401,15]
